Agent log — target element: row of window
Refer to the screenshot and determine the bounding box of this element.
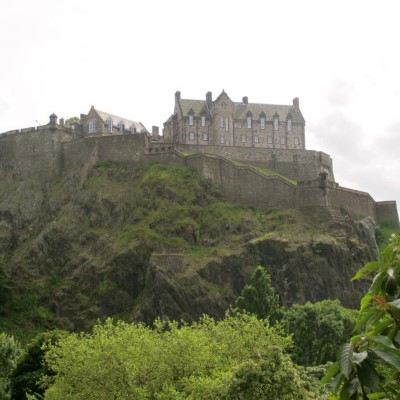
[88,119,137,135]
[188,115,293,132]
[189,115,206,127]
[187,132,300,145]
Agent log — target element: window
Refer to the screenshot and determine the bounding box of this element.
[203,132,208,141]
[294,138,299,145]
[274,116,279,131]
[119,121,124,134]
[88,119,96,134]
[225,117,229,132]
[220,137,225,144]
[280,137,285,145]
[241,135,247,143]
[220,117,224,128]
[201,115,206,127]
[189,132,195,140]
[234,122,242,128]
[189,115,194,126]
[254,135,259,143]
[260,117,265,130]
[130,124,136,134]
[106,117,113,133]
[287,118,292,131]
[247,115,252,129]
[267,136,273,144]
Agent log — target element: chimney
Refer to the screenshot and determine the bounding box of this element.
[59,117,65,128]
[152,126,159,136]
[175,91,181,103]
[293,97,299,110]
[49,113,58,128]
[242,96,248,104]
[206,91,212,109]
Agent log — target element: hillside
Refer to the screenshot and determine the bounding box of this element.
[0,161,379,338]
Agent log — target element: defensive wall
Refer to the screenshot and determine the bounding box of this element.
[0,127,398,227]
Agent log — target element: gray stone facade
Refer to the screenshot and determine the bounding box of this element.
[163,90,305,150]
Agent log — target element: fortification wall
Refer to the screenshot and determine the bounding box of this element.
[325,187,377,221]
[376,201,400,227]
[175,144,334,182]
[0,127,72,180]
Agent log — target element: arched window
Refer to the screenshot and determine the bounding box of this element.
[273,114,279,131]
[286,114,292,132]
[259,112,266,130]
[88,119,96,134]
[118,120,124,134]
[246,111,252,129]
[106,117,113,133]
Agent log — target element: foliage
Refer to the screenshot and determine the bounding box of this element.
[10,330,66,400]
[0,259,11,307]
[323,233,400,399]
[41,313,319,399]
[236,265,282,323]
[65,117,80,124]
[283,300,356,366]
[0,332,22,399]
[225,349,315,400]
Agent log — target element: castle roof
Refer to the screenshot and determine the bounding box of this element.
[178,99,209,117]
[234,103,304,123]
[94,108,147,132]
[174,92,304,123]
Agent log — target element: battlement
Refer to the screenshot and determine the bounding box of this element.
[0,112,398,228]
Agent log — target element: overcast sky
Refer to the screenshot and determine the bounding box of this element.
[1,0,399,213]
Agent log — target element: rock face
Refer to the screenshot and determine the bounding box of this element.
[0,161,378,331]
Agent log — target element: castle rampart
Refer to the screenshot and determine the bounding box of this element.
[0,120,398,228]
[175,144,334,182]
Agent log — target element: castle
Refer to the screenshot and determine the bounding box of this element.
[0,92,398,227]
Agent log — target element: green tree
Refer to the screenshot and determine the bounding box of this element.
[0,332,22,399]
[64,117,80,124]
[236,265,282,323]
[283,300,356,366]
[10,330,66,400]
[41,312,317,399]
[323,233,400,399]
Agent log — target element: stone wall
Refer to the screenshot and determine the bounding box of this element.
[176,144,334,182]
[0,127,398,227]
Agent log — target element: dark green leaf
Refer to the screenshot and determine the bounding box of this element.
[321,361,340,385]
[357,360,380,392]
[338,343,354,378]
[352,262,384,281]
[370,347,400,371]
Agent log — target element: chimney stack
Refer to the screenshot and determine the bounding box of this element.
[206,91,212,110]
[293,97,299,110]
[152,126,159,136]
[242,96,248,104]
[175,91,181,103]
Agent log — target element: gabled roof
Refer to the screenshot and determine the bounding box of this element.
[234,103,304,123]
[174,92,304,123]
[94,108,147,132]
[178,99,209,118]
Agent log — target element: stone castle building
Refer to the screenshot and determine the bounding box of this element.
[0,92,398,228]
[163,90,305,150]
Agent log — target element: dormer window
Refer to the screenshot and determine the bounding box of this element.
[273,114,279,131]
[88,119,96,134]
[201,115,206,127]
[130,124,136,134]
[260,112,266,130]
[287,117,292,132]
[189,114,194,126]
[260,117,265,130]
[106,117,113,133]
[246,112,252,129]
[118,121,124,134]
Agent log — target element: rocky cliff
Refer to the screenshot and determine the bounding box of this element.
[0,161,379,333]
